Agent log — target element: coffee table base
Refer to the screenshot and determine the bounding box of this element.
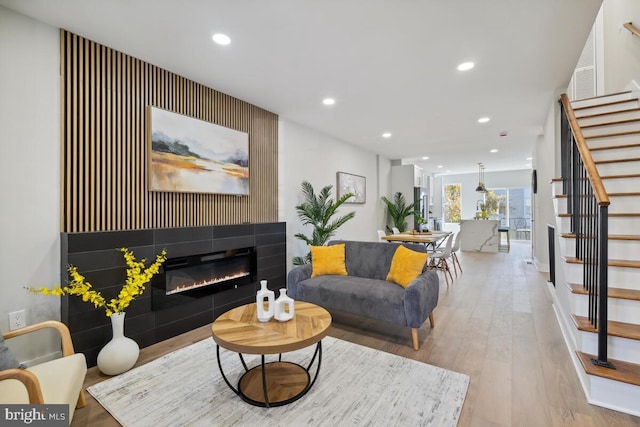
[216,341,323,408]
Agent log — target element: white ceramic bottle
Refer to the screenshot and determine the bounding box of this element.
[256,280,275,322]
[274,288,295,322]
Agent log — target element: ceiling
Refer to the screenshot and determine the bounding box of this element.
[0,0,603,175]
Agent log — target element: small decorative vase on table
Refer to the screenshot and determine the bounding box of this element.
[256,280,275,322]
[274,288,295,322]
[97,312,139,375]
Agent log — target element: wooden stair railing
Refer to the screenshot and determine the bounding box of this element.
[623,22,640,38]
[559,94,613,369]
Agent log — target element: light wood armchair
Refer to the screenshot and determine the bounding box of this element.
[0,321,87,423]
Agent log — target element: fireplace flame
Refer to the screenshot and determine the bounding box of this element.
[166,271,250,295]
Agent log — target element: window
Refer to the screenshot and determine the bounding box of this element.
[486,186,532,240]
[443,184,461,224]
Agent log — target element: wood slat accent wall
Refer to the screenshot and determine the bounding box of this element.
[60,30,278,233]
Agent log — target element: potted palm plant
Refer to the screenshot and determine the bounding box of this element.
[381,192,419,232]
[293,181,356,265]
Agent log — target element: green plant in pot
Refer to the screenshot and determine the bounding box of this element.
[293,181,356,265]
[381,192,419,232]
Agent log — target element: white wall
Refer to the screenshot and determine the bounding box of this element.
[603,0,640,92]
[0,6,61,363]
[440,169,532,221]
[279,119,390,269]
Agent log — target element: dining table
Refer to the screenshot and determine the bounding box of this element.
[381,231,451,251]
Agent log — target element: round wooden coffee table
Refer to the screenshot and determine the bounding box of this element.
[211,301,332,407]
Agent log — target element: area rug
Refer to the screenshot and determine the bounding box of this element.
[87,336,469,426]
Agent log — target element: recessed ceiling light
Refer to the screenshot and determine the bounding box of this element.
[457,62,475,71]
[490,149,498,153]
[382,132,392,138]
[422,156,429,160]
[526,157,533,160]
[323,98,335,106]
[446,170,451,173]
[437,165,443,169]
[212,33,231,45]
[478,117,490,124]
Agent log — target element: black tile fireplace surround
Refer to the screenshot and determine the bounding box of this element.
[60,222,286,367]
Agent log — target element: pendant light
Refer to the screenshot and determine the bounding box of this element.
[475,163,487,193]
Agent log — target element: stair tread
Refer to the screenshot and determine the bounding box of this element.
[600,173,640,179]
[608,192,640,196]
[573,98,637,111]
[568,283,640,301]
[558,213,640,218]
[590,143,640,151]
[576,107,640,120]
[577,351,640,387]
[563,257,640,268]
[561,233,640,240]
[581,117,640,129]
[572,315,640,341]
[594,158,640,164]
[585,130,640,139]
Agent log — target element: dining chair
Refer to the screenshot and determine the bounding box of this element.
[377,230,387,242]
[428,233,454,287]
[450,231,462,276]
[392,227,400,235]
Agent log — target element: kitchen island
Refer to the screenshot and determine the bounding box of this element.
[459,219,500,253]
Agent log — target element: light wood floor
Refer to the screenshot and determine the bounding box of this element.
[72,242,640,426]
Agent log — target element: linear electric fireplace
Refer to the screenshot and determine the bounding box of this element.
[152,246,257,310]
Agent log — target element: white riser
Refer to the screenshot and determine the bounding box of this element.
[559,236,640,262]
[571,292,640,325]
[607,195,640,213]
[564,262,640,290]
[578,329,640,365]
[574,100,640,117]
[552,180,564,197]
[557,215,571,234]
[602,176,640,193]
[553,197,567,214]
[582,121,640,138]
[609,216,640,235]
[577,109,640,126]
[596,161,640,176]
[572,92,638,109]
[586,132,640,150]
[591,146,640,162]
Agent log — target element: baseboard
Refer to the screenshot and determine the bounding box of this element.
[533,257,549,273]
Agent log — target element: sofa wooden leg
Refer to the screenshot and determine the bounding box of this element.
[411,328,420,350]
[429,313,435,328]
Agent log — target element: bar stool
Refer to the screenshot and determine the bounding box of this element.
[498,226,510,251]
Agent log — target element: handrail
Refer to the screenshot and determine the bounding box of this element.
[623,22,640,37]
[559,94,610,206]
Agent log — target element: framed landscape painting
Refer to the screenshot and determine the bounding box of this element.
[148,106,249,195]
[337,172,366,203]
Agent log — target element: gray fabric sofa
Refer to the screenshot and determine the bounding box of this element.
[287,240,439,350]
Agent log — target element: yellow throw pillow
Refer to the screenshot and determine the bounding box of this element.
[386,245,429,288]
[310,244,348,277]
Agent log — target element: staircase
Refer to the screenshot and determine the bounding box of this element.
[552,91,640,417]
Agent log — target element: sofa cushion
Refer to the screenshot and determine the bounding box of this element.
[296,275,407,325]
[386,245,429,288]
[311,244,348,277]
[0,332,21,370]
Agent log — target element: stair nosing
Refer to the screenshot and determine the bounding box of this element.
[581,117,640,129]
[590,143,640,151]
[573,98,638,113]
[594,158,640,165]
[584,130,640,139]
[577,351,640,387]
[568,283,640,301]
[576,107,640,120]
[572,315,640,341]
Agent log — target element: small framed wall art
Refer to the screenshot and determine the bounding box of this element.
[336,172,366,204]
